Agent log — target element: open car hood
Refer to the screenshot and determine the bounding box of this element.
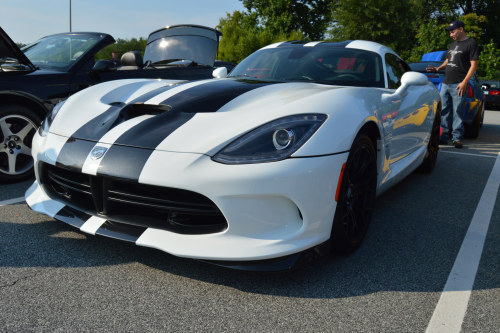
[0,26,34,68]
[143,25,221,67]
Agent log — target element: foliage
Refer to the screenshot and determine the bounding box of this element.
[241,0,332,40]
[216,10,303,64]
[95,38,147,61]
[478,40,500,79]
[407,18,449,63]
[328,0,426,59]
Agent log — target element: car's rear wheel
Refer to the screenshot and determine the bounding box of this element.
[330,133,377,255]
[464,104,482,139]
[418,108,440,173]
[0,104,41,183]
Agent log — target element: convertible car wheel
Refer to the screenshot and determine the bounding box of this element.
[0,105,41,183]
[418,109,440,173]
[330,133,377,255]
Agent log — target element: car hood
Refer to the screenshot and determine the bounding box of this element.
[0,26,34,68]
[49,78,343,154]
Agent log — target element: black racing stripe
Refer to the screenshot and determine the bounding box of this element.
[112,111,196,149]
[56,139,96,171]
[70,104,124,141]
[70,84,182,141]
[96,144,154,181]
[55,206,92,228]
[95,221,146,243]
[127,83,184,104]
[159,78,278,113]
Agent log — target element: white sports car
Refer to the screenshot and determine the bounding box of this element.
[26,40,441,270]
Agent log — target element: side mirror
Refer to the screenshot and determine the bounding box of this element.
[400,71,429,86]
[382,71,429,102]
[92,59,117,72]
[212,67,228,79]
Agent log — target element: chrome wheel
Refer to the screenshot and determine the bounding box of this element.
[0,106,40,182]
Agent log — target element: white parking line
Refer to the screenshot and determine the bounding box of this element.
[440,149,498,158]
[426,152,500,333]
[0,196,26,206]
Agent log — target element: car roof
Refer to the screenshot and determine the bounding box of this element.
[260,40,400,58]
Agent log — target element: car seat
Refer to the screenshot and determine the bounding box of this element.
[118,51,143,70]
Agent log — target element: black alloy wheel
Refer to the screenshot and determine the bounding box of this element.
[0,104,41,183]
[330,133,377,255]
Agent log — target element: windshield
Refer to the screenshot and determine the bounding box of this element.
[21,34,102,71]
[229,46,384,87]
[144,26,219,67]
[482,81,500,88]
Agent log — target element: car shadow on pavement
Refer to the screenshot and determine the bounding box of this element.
[1,148,498,299]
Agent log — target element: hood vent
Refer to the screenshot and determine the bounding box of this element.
[112,103,172,127]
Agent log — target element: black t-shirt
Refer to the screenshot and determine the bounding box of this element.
[443,38,479,84]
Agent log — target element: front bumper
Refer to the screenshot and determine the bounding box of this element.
[26,132,348,263]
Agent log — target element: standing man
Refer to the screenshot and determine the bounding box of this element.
[427,20,479,148]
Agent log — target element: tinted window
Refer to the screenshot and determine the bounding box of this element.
[385,54,410,89]
[229,46,385,88]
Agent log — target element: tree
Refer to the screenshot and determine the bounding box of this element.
[95,38,147,61]
[329,0,423,58]
[408,18,449,63]
[216,10,303,64]
[241,0,332,40]
[478,41,500,79]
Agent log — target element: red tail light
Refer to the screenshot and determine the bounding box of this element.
[467,85,474,98]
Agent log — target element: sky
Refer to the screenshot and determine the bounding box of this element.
[1,0,245,44]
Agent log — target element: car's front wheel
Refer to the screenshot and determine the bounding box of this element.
[0,104,41,183]
[330,133,377,255]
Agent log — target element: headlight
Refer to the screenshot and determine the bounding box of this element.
[212,113,327,164]
[38,100,65,137]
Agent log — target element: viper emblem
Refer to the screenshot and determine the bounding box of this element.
[90,146,108,160]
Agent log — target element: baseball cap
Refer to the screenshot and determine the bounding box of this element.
[445,20,465,31]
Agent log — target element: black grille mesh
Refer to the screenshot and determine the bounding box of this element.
[39,162,227,234]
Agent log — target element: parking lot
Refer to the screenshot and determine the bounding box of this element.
[1,110,499,333]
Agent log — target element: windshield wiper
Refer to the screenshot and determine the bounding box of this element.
[151,59,198,66]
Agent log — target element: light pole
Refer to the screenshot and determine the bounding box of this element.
[69,0,72,32]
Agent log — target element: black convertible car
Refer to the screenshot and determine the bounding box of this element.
[0,25,231,182]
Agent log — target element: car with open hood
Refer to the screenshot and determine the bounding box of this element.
[0,25,227,183]
[26,39,441,270]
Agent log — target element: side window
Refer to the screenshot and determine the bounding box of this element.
[385,54,409,89]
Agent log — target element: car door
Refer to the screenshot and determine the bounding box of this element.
[385,54,431,164]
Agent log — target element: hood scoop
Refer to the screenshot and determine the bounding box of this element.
[112,103,172,125]
[69,103,173,142]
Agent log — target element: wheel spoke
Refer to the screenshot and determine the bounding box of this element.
[19,145,32,156]
[0,118,13,138]
[16,122,35,140]
[7,153,17,173]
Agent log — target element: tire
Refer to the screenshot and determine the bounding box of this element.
[330,133,377,255]
[418,108,440,173]
[0,104,42,183]
[464,106,481,139]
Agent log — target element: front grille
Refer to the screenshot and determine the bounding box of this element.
[39,163,227,234]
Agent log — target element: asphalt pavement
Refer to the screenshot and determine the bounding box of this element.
[1,110,499,332]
